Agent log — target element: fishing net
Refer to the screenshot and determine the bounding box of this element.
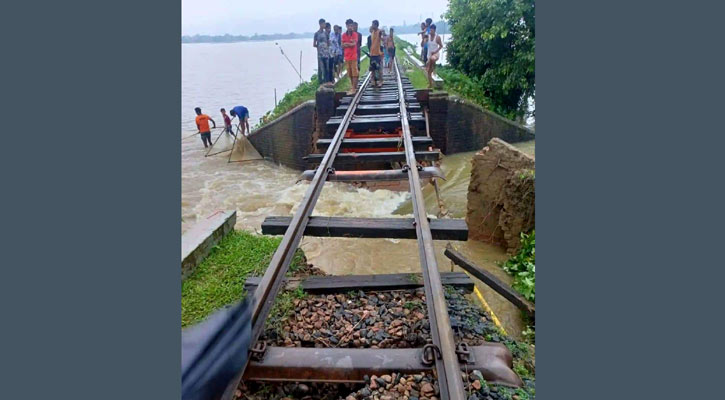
[204,127,237,157]
[228,126,262,163]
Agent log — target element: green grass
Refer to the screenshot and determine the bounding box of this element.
[266,286,307,336]
[394,36,523,119]
[256,75,320,129]
[181,230,306,327]
[334,56,370,92]
[256,48,372,128]
[393,37,433,90]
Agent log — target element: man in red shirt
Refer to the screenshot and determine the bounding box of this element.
[194,107,216,148]
[341,19,360,95]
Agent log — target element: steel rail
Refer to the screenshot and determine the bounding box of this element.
[220,72,374,400]
[393,62,466,400]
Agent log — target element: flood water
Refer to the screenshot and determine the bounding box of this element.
[182,38,534,338]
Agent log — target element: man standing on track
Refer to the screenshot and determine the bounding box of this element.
[341,19,360,95]
[229,105,250,137]
[324,22,335,84]
[353,21,362,71]
[368,20,384,87]
[329,24,342,82]
[194,107,216,148]
[313,18,329,84]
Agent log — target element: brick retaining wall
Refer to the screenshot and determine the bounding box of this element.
[247,100,315,171]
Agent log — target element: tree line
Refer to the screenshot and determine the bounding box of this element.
[182,32,313,44]
[445,0,535,120]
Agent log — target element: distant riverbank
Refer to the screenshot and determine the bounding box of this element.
[182,32,313,44]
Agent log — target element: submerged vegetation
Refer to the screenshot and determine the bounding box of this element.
[181,230,306,327]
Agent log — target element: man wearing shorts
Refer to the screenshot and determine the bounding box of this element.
[368,20,384,87]
[229,105,250,137]
[194,107,216,148]
[342,19,359,95]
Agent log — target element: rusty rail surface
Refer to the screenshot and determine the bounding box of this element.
[220,72,374,400]
[223,66,472,400]
[393,62,466,400]
[244,345,522,388]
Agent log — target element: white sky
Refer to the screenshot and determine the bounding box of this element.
[182,0,449,36]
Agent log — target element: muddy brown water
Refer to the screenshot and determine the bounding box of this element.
[182,136,534,338]
[182,34,535,340]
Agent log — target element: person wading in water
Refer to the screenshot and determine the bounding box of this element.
[194,107,216,148]
[229,105,250,137]
[220,108,234,136]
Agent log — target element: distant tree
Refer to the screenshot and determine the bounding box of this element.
[445,0,535,119]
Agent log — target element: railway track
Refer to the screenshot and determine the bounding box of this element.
[222,63,519,400]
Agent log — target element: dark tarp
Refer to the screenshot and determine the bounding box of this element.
[181,300,251,400]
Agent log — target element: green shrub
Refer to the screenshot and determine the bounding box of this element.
[256,74,320,128]
[502,231,535,302]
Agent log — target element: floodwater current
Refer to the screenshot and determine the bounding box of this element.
[182,38,534,338]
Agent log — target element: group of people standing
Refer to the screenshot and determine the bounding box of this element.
[418,18,444,88]
[313,19,345,84]
[193,105,249,148]
[314,18,397,94]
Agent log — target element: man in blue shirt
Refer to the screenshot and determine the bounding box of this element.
[229,105,250,136]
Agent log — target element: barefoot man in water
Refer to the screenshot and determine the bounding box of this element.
[229,105,250,136]
[341,19,359,95]
[194,107,216,148]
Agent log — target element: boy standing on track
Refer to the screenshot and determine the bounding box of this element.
[342,19,360,95]
[229,105,250,137]
[386,28,396,72]
[220,108,234,136]
[194,107,216,148]
[368,20,384,87]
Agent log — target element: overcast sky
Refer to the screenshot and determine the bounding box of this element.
[182,0,449,36]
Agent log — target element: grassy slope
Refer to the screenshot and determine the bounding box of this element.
[395,36,503,114]
[181,230,305,327]
[256,47,372,128]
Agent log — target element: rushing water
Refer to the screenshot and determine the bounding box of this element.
[182,38,534,338]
